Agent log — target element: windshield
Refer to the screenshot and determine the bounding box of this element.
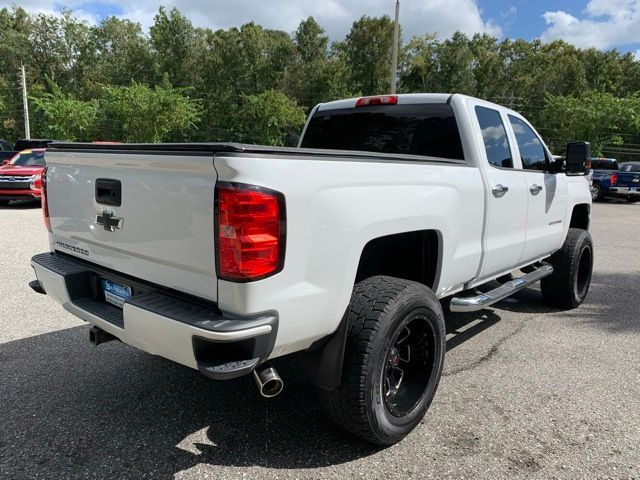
[11,151,46,166]
[301,103,465,160]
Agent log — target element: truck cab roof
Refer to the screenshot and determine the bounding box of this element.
[317,93,454,111]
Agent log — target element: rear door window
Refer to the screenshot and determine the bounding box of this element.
[475,106,513,168]
[301,103,465,160]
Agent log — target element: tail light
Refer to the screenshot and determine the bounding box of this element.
[215,182,285,282]
[355,95,398,107]
[610,173,618,186]
[41,167,51,232]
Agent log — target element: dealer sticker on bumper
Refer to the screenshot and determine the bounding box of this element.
[101,278,132,308]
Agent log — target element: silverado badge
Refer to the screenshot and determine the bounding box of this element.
[96,211,123,232]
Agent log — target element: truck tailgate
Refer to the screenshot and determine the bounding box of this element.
[618,171,640,189]
[45,150,218,302]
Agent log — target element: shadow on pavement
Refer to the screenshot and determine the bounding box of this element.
[444,309,501,352]
[1,269,636,478]
[442,268,640,346]
[0,327,378,479]
[490,270,640,333]
[574,271,640,333]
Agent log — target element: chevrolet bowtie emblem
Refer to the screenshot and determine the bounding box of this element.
[96,211,123,231]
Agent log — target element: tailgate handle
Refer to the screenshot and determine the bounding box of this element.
[95,179,122,206]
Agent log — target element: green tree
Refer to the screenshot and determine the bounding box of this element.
[150,7,198,86]
[92,17,157,87]
[195,22,298,140]
[342,15,395,95]
[229,90,306,145]
[31,81,98,140]
[295,16,328,63]
[28,9,93,91]
[101,81,201,142]
[541,91,640,155]
[399,34,440,92]
[434,32,476,95]
[285,17,352,109]
[469,34,507,100]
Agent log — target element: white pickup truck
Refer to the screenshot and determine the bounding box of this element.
[31,94,593,445]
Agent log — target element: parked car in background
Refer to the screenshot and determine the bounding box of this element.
[589,157,640,203]
[0,139,17,165]
[0,151,18,165]
[13,139,57,151]
[0,148,46,205]
[0,139,13,151]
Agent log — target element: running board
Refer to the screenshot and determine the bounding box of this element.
[450,264,554,313]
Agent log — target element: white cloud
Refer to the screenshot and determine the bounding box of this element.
[0,0,501,40]
[501,5,517,20]
[1,0,102,25]
[541,0,640,49]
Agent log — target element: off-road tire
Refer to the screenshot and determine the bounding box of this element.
[318,276,446,446]
[540,228,593,309]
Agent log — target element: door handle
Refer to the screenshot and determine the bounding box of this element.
[530,184,543,195]
[491,184,509,198]
[95,178,122,206]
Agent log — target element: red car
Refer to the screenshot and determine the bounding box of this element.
[0,148,46,205]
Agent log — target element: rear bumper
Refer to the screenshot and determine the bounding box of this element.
[31,252,278,380]
[609,187,640,195]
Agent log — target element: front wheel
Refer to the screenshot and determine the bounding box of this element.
[318,276,446,446]
[540,228,594,309]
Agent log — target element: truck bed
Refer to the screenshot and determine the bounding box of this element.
[47,142,466,165]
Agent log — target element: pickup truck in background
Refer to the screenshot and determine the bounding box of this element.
[30,94,593,446]
[0,148,46,205]
[589,157,640,203]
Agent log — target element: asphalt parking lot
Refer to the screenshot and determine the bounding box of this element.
[0,201,638,479]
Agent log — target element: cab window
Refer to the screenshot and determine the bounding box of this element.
[475,106,513,168]
[508,116,548,171]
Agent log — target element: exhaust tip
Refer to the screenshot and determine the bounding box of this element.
[253,364,283,398]
[261,378,284,398]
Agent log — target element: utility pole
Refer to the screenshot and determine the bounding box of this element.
[390,0,400,94]
[20,64,30,139]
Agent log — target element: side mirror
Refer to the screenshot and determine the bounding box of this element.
[565,141,591,175]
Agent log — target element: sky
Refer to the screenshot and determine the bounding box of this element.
[5,0,640,57]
